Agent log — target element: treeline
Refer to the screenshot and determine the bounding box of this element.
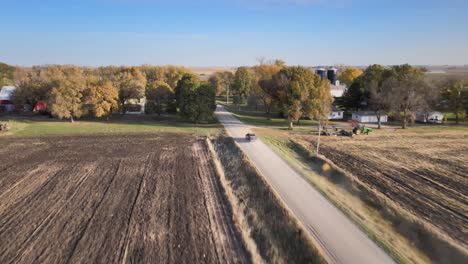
[3,64,216,123]
[210,60,333,129]
[338,64,468,128]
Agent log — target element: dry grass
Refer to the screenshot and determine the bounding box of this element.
[206,138,264,264]
[210,136,326,264]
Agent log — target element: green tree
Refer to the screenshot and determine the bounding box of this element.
[253,64,282,118]
[232,67,253,108]
[175,74,200,114]
[442,79,468,124]
[87,80,119,118]
[116,67,146,114]
[183,83,216,123]
[146,80,174,116]
[340,64,387,111]
[175,74,215,123]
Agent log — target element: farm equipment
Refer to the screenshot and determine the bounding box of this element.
[320,122,373,137]
[352,124,373,135]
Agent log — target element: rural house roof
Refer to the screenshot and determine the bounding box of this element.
[0,86,16,101]
[352,111,387,116]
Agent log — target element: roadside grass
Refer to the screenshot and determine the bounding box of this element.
[210,136,326,264]
[221,103,342,127]
[255,127,467,264]
[0,114,222,137]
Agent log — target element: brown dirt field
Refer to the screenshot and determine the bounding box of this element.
[295,130,468,251]
[0,134,249,264]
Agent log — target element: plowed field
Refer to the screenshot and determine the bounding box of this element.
[0,134,248,263]
[295,130,468,252]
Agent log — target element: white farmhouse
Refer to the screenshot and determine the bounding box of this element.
[0,86,16,112]
[125,97,146,115]
[328,108,344,120]
[352,111,388,123]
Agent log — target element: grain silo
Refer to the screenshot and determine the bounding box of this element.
[327,67,338,85]
[316,67,327,80]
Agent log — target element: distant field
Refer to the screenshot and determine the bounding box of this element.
[425,66,468,81]
[0,134,248,263]
[190,67,236,76]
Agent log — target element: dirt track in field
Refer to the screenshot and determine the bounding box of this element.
[0,134,249,264]
[295,130,468,250]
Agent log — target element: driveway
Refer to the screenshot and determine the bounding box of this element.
[215,105,395,264]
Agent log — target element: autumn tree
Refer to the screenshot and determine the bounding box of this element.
[116,67,146,114]
[0,62,15,87]
[13,67,52,108]
[442,79,468,124]
[209,71,234,103]
[146,80,174,116]
[94,66,120,85]
[274,59,286,68]
[274,66,316,129]
[253,64,281,118]
[301,74,333,124]
[232,67,253,108]
[48,66,87,122]
[338,67,363,86]
[141,65,191,90]
[87,80,119,118]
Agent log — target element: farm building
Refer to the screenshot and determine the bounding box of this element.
[416,111,444,124]
[0,86,16,112]
[315,67,347,97]
[330,84,346,97]
[352,111,388,123]
[328,108,344,120]
[125,97,146,114]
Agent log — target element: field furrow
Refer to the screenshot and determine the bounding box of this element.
[0,134,249,263]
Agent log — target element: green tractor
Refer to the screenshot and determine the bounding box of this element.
[353,124,373,135]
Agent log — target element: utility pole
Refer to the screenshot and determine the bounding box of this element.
[226,87,229,104]
[316,118,321,154]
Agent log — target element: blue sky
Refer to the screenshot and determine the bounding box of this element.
[1,0,467,66]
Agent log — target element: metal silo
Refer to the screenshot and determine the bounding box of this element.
[327,67,338,85]
[316,67,327,80]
